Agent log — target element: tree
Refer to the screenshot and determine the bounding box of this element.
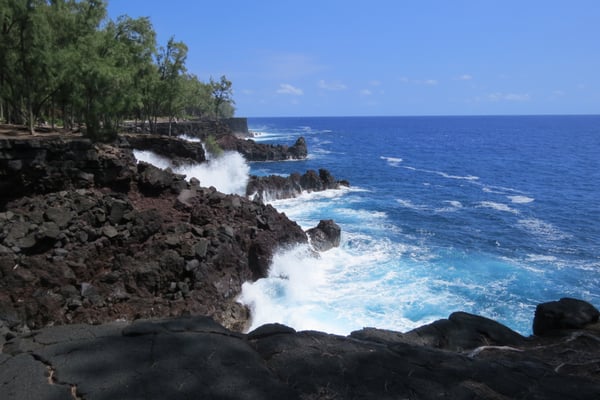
[50,0,108,131]
[209,75,235,119]
[3,0,57,133]
[71,11,158,141]
[0,0,109,133]
[0,1,236,140]
[180,73,212,119]
[109,15,156,127]
[0,0,18,124]
[141,37,188,135]
[155,37,187,135]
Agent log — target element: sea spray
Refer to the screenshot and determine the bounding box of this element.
[239,244,343,333]
[177,134,202,143]
[132,149,249,195]
[240,116,600,336]
[238,188,451,335]
[238,229,450,335]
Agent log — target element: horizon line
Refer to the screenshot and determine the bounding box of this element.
[245,113,600,119]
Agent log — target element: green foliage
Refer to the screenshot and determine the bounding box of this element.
[204,135,223,157]
[0,0,236,141]
[181,74,213,118]
[210,75,235,119]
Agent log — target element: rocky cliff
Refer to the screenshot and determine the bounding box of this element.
[122,130,308,162]
[0,135,135,208]
[0,135,308,333]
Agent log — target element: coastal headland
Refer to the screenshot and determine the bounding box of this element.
[0,125,599,399]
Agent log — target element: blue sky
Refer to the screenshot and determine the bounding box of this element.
[107,1,600,117]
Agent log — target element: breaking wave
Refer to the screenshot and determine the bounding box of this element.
[133,149,249,195]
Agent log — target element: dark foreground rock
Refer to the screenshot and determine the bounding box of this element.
[533,297,600,336]
[2,306,600,400]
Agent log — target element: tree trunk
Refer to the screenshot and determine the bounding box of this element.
[70,105,75,130]
[50,97,55,130]
[27,100,34,135]
[61,104,67,129]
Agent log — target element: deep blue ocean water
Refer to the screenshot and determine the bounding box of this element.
[238,115,600,335]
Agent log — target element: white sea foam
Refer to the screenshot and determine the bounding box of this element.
[437,171,480,181]
[380,156,403,167]
[396,198,464,214]
[132,149,249,195]
[482,184,523,194]
[476,201,519,214]
[508,195,534,204]
[250,132,288,142]
[517,218,571,241]
[334,208,388,220]
[313,148,332,155]
[445,200,463,208]
[397,198,428,211]
[401,165,479,181]
[265,188,351,228]
[270,187,350,204]
[239,244,342,333]
[239,233,442,335]
[435,200,464,212]
[526,254,558,263]
[177,134,202,143]
[133,150,171,169]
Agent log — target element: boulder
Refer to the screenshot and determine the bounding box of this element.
[288,137,308,159]
[398,311,526,351]
[533,297,600,336]
[136,162,186,196]
[44,207,73,228]
[306,219,341,252]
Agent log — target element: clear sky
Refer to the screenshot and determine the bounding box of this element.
[107,0,600,117]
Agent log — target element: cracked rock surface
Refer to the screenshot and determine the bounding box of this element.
[1,310,600,400]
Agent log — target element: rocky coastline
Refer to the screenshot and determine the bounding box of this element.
[0,133,339,333]
[1,132,599,399]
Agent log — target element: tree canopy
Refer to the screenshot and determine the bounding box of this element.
[0,0,235,141]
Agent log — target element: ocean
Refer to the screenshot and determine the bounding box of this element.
[237,115,600,336]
